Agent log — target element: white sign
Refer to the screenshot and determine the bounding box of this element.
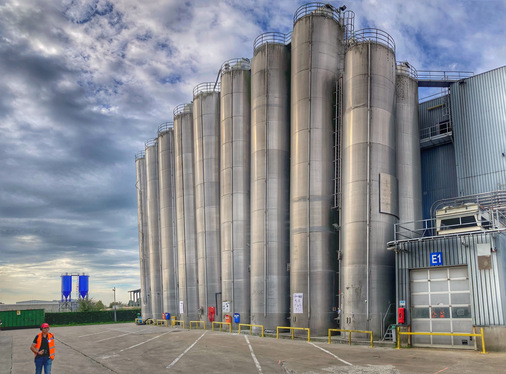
[293,293,303,314]
[399,300,406,307]
[179,301,184,314]
[222,301,230,313]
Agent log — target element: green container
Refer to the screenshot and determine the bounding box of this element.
[0,309,45,329]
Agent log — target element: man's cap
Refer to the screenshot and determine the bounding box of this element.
[41,323,50,329]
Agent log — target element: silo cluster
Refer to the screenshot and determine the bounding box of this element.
[135,2,422,338]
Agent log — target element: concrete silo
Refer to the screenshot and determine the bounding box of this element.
[158,123,178,318]
[290,3,345,335]
[250,32,291,330]
[395,63,423,236]
[135,151,152,319]
[145,138,163,320]
[193,83,222,322]
[220,58,251,327]
[174,104,199,324]
[341,29,397,337]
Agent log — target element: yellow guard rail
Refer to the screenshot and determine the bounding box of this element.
[276,326,310,342]
[396,327,486,354]
[328,328,373,347]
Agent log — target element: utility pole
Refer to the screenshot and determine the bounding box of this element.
[113,287,117,322]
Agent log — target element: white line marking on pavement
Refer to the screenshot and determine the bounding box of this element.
[120,331,171,352]
[166,331,207,369]
[245,335,263,373]
[309,342,353,366]
[96,332,132,343]
[79,330,114,338]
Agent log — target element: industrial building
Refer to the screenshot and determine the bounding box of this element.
[135,2,506,349]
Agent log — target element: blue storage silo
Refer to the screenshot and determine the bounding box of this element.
[61,275,72,301]
[79,275,89,299]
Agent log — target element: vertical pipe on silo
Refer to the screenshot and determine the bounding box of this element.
[135,152,152,319]
[158,123,178,317]
[174,104,199,324]
[220,58,251,327]
[396,63,423,234]
[145,138,163,320]
[290,4,344,335]
[193,83,222,321]
[341,29,397,338]
[250,33,291,330]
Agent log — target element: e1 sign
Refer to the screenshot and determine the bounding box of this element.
[430,252,443,266]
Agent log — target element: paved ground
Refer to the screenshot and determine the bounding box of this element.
[1,323,505,373]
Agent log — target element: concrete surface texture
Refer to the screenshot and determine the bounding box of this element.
[1,323,506,373]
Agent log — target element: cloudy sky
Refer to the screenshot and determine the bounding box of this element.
[0,0,504,305]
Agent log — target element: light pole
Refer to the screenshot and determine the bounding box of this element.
[113,287,117,322]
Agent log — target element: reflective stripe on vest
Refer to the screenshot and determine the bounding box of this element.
[35,332,55,360]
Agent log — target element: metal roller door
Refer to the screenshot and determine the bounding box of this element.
[410,266,474,348]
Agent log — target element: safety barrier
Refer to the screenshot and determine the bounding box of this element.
[156,319,169,327]
[190,321,206,330]
[238,323,264,337]
[396,327,486,354]
[212,321,232,333]
[328,329,373,347]
[171,319,185,329]
[276,326,310,342]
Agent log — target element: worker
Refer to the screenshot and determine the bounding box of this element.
[30,322,55,374]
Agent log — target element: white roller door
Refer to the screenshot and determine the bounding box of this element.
[410,266,474,348]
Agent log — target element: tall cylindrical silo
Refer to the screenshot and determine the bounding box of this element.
[193,83,222,322]
[220,58,251,327]
[250,32,291,330]
[145,138,163,320]
[158,123,178,317]
[395,63,422,236]
[341,29,397,338]
[174,104,199,324]
[290,3,345,335]
[135,152,152,319]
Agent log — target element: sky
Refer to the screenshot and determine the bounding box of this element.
[0,0,505,306]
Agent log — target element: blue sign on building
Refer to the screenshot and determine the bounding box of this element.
[430,252,443,266]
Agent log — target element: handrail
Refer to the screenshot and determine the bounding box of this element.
[190,321,206,330]
[158,122,174,134]
[431,190,506,219]
[328,329,373,347]
[220,58,251,75]
[171,319,185,328]
[418,70,473,81]
[193,82,220,98]
[156,319,168,327]
[294,2,343,25]
[212,321,232,333]
[276,326,310,342]
[173,103,193,117]
[397,61,417,79]
[135,151,145,160]
[396,327,486,353]
[253,32,290,51]
[145,138,157,148]
[238,323,264,337]
[348,28,396,54]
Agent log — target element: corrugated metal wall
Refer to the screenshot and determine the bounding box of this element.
[419,96,458,219]
[420,144,458,219]
[419,96,448,132]
[450,66,506,195]
[397,231,506,326]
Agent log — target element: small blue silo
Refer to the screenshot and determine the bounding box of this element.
[79,275,89,299]
[61,274,72,301]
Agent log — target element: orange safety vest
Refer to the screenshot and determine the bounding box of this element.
[34,332,55,360]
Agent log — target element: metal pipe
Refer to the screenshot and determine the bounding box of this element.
[200,96,209,314]
[307,15,313,322]
[366,41,371,326]
[263,43,269,318]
